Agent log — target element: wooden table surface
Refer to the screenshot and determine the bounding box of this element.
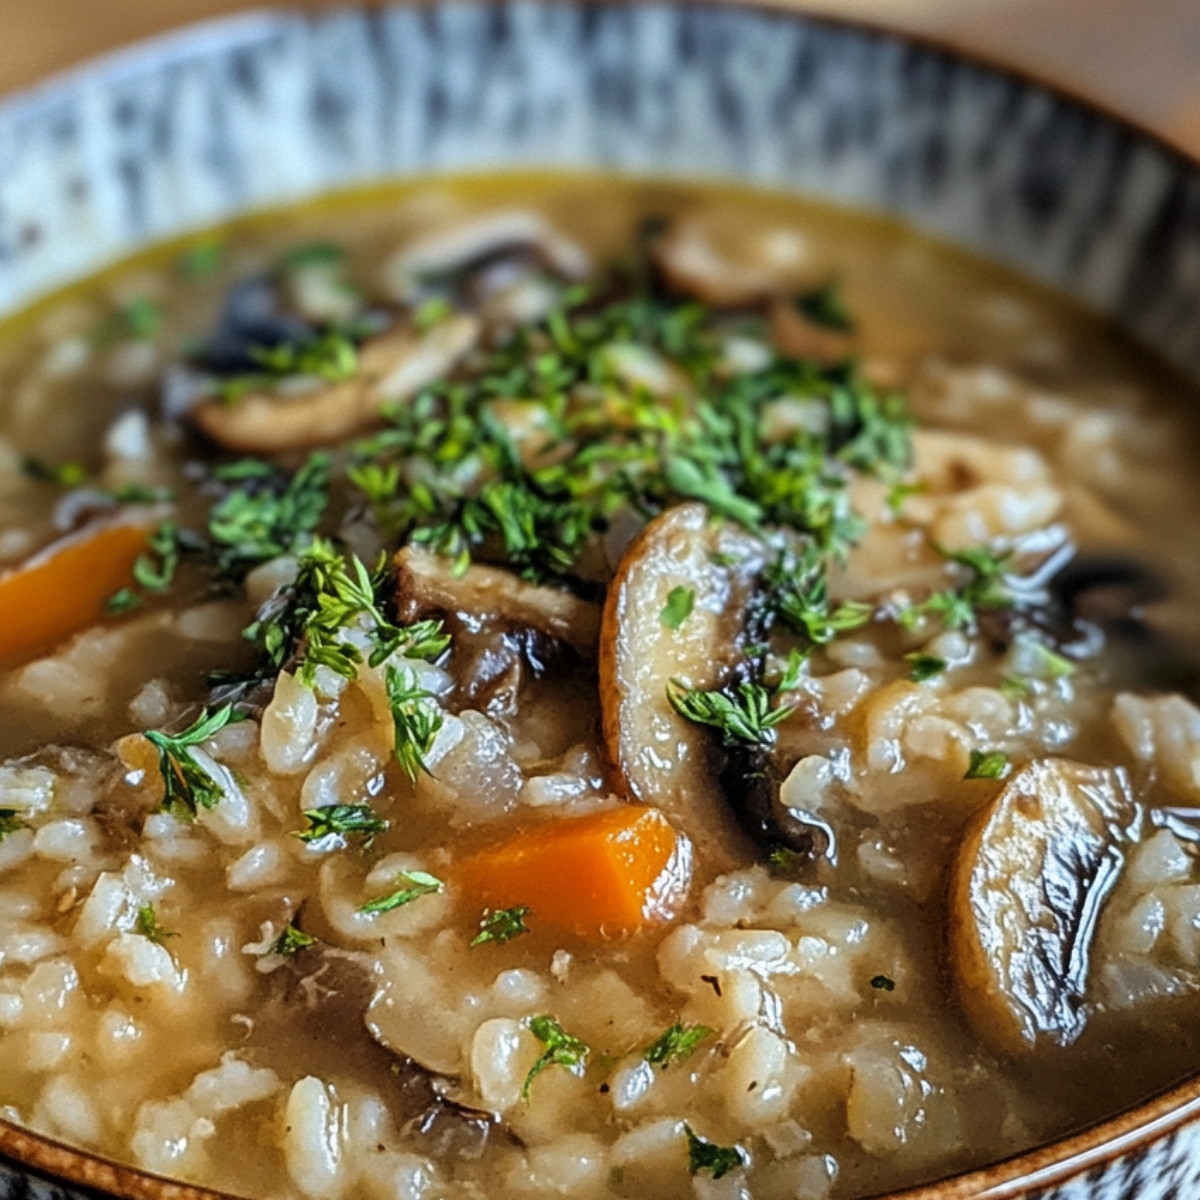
[3,0,1200,156]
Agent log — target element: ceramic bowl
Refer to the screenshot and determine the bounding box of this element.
[2,4,1200,1198]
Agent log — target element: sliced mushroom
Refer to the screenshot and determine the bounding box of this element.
[768,300,853,365]
[395,544,600,659]
[193,274,314,376]
[192,315,479,454]
[949,758,1139,1054]
[387,210,590,301]
[721,747,836,865]
[599,503,770,869]
[654,216,780,308]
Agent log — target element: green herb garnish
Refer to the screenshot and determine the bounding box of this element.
[667,681,794,749]
[216,331,359,402]
[176,240,225,282]
[359,870,443,916]
[766,545,873,645]
[96,296,163,345]
[105,587,142,614]
[1023,640,1076,680]
[685,1125,747,1179]
[21,457,86,487]
[413,297,454,332]
[522,1015,590,1100]
[135,905,178,944]
[278,242,346,271]
[899,544,1014,633]
[271,923,318,955]
[248,333,358,382]
[768,845,810,876]
[660,586,695,631]
[207,452,330,577]
[904,652,946,682]
[384,664,443,783]
[349,279,909,583]
[965,749,1012,781]
[133,520,190,593]
[144,705,243,820]
[471,905,532,947]
[0,809,26,842]
[296,804,389,849]
[242,539,449,688]
[644,1022,713,1069]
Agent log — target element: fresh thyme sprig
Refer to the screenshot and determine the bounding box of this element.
[521,1015,590,1100]
[207,452,331,578]
[296,804,389,849]
[144,704,243,820]
[384,664,444,783]
[241,539,449,687]
[667,680,795,749]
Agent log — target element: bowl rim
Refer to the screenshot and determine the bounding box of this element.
[2,2,1200,1198]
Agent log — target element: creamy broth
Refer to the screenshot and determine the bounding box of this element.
[1,174,1200,1200]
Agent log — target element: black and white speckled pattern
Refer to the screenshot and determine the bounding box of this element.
[0,3,1199,374]
[0,1161,109,1200]
[3,5,1200,1199]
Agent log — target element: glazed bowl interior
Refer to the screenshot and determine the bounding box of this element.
[3,4,1200,1199]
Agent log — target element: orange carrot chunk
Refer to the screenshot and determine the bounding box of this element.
[0,520,152,666]
[457,805,691,940]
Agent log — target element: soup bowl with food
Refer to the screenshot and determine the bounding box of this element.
[3,4,1200,1200]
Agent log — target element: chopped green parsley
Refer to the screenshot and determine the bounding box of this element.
[904,652,947,683]
[207,453,331,578]
[522,1015,590,1100]
[348,279,910,583]
[667,681,795,749]
[965,749,1012,781]
[176,239,225,282]
[296,804,389,849]
[21,457,86,487]
[144,705,243,820]
[659,586,696,631]
[766,545,873,645]
[384,664,443,783]
[135,905,178,944]
[271,923,318,956]
[899,544,1014,633]
[685,1125,747,1179]
[0,809,26,842]
[359,870,443,916]
[96,296,163,345]
[241,539,449,689]
[644,1022,713,1069]
[471,905,532,947]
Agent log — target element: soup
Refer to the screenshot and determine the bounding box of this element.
[1,175,1200,1200]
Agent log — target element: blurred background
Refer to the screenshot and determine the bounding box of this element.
[3,0,1200,154]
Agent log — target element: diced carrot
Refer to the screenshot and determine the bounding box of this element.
[457,806,691,940]
[0,520,152,666]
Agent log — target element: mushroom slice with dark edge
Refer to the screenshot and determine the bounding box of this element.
[395,544,600,660]
[653,218,853,362]
[949,758,1139,1054]
[388,210,591,299]
[721,748,836,867]
[599,503,773,870]
[192,315,479,454]
[653,216,781,309]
